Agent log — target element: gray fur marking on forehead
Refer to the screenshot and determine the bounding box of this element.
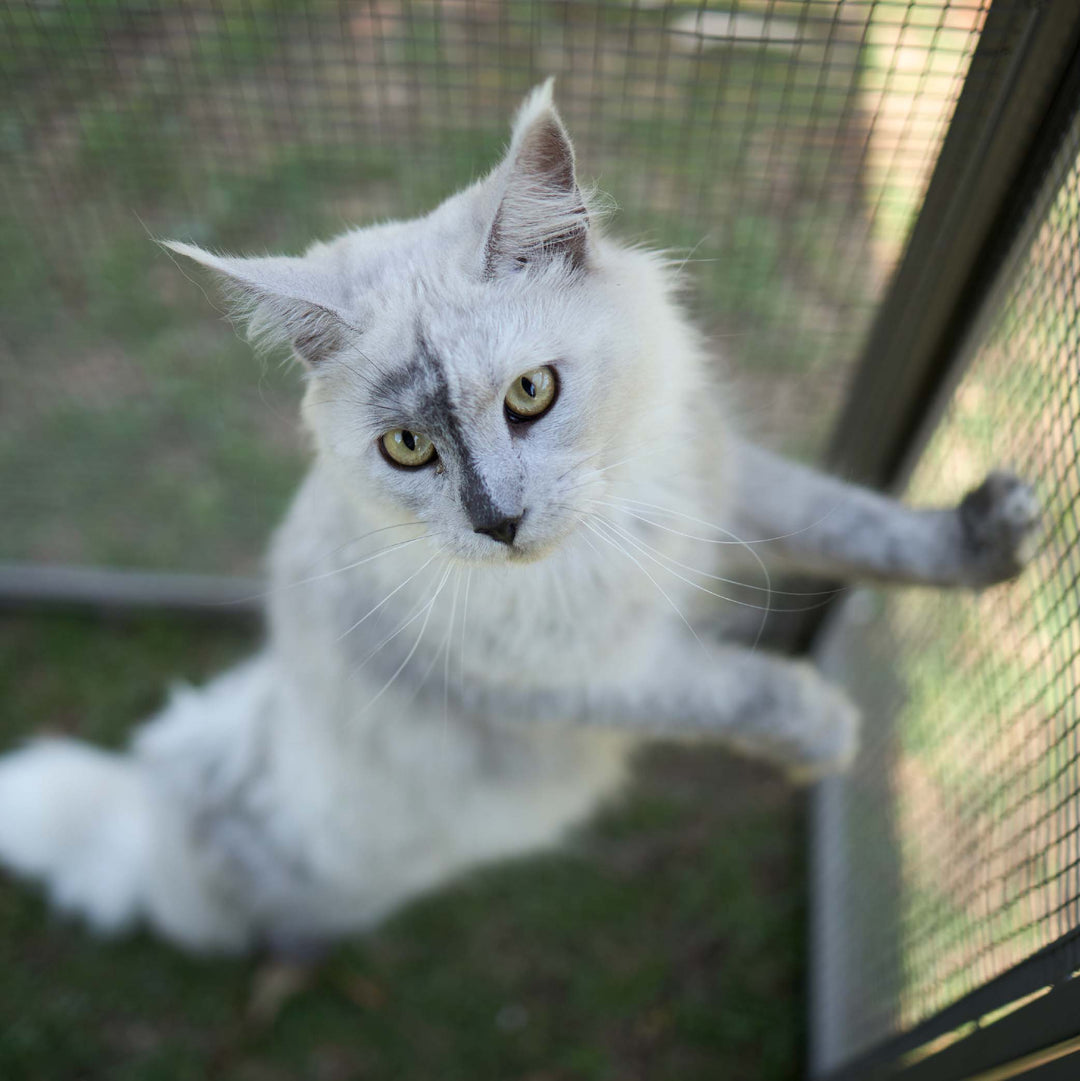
[390,331,509,532]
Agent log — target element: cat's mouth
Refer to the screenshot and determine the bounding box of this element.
[471,535,550,565]
[501,540,557,565]
[466,515,576,566]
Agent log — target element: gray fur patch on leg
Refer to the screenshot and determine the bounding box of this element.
[959,471,1042,585]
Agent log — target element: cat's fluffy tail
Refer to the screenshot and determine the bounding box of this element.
[0,739,246,950]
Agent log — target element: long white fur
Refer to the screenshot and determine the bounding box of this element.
[0,83,1038,951]
[0,88,705,951]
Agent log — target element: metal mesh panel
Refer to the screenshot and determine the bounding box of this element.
[814,98,1080,1071]
[1,0,986,575]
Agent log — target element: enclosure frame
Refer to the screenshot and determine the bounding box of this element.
[810,2,1080,1078]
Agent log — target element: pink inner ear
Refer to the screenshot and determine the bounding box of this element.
[518,120,576,192]
[291,305,346,366]
[484,111,589,277]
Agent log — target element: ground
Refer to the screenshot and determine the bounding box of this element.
[0,611,806,1081]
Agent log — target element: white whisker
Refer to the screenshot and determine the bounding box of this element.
[361,564,454,716]
[459,567,473,689]
[605,495,841,547]
[577,525,603,558]
[590,512,835,618]
[591,511,750,607]
[596,501,774,644]
[562,444,667,493]
[403,569,460,705]
[590,447,663,477]
[289,534,434,591]
[584,518,710,658]
[589,501,840,598]
[442,569,463,755]
[333,549,443,643]
[223,531,436,606]
[669,232,710,282]
[353,559,450,666]
[306,521,428,568]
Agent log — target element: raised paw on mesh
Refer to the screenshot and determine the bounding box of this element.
[958,471,1041,586]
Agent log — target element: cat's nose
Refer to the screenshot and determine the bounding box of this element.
[474,514,523,546]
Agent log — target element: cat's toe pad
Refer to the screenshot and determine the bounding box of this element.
[959,471,1041,584]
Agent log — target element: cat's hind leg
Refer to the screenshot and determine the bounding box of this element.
[0,738,249,951]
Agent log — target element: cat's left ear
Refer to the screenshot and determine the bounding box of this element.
[484,79,590,277]
[162,241,351,367]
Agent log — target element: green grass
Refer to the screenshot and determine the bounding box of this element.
[0,612,806,1081]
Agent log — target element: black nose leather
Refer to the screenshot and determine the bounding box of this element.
[474,514,523,546]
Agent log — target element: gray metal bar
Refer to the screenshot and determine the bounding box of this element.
[828,0,1080,491]
[0,564,262,616]
[809,772,850,1078]
[810,3,1080,1078]
[821,958,1080,1081]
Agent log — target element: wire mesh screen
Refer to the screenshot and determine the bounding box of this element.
[1,0,987,576]
[814,96,1080,1071]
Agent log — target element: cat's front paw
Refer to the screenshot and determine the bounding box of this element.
[958,471,1041,586]
[782,665,861,785]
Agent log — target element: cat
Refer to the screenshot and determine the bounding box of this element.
[0,81,1039,953]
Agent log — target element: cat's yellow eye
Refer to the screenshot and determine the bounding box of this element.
[380,429,436,468]
[505,365,558,422]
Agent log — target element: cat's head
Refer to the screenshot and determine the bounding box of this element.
[168,81,699,565]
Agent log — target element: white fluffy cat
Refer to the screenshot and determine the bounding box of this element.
[0,82,1039,953]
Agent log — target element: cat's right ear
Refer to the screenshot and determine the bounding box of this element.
[162,241,351,367]
[483,79,591,278]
